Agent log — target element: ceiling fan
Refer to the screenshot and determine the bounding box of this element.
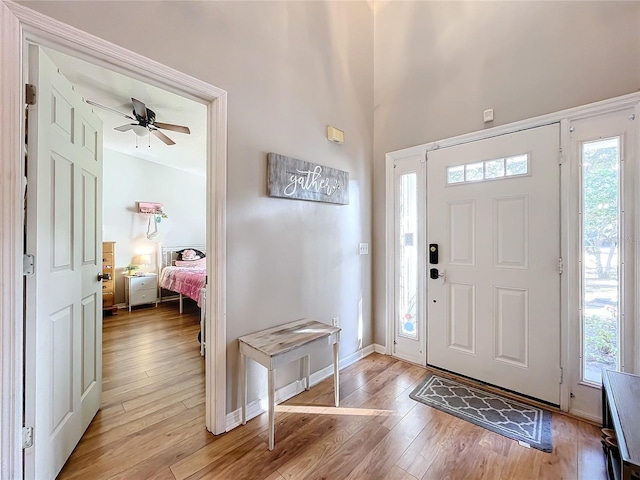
[85,97,190,146]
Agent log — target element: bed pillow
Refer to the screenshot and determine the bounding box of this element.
[176,248,206,261]
[175,257,207,268]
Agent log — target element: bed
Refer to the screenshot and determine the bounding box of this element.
[158,245,208,356]
[158,245,207,313]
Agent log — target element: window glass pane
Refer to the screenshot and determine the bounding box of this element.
[505,155,528,176]
[447,165,464,184]
[485,159,505,179]
[582,137,620,385]
[465,162,484,181]
[399,173,418,339]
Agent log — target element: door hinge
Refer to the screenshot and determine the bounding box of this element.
[25,84,36,106]
[559,367,564,384]
[22,426,33,449]
[558,257,564,275]
[23,254,34,276]
[558,147,563,164]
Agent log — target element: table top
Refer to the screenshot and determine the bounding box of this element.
[238,319,340,357]
[603,370,640,466]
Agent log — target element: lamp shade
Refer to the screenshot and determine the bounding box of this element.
[135,254,151,265]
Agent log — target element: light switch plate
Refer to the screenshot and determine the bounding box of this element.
[359,243,369,255]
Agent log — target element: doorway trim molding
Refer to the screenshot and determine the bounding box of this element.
[0,1,227,476]
[384,92,640,416]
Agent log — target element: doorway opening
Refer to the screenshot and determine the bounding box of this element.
[0,2,227,477]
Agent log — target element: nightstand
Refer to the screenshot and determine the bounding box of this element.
[124,273,158,311]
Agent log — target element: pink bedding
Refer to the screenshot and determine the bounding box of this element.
[159,265,206,306]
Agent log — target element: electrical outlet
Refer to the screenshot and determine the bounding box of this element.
[332,317,340,327]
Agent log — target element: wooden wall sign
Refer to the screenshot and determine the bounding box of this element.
[267,153,349,205]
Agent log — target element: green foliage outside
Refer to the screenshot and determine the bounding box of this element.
[582,139,620,376]
[582,142,618,279]
[584,312,618,369]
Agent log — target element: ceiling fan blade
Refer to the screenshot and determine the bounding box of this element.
[86,99,135,120]
[151,128,176,146]
[131,97,148,120]
[114,124,136,132]
[153,122,191,134]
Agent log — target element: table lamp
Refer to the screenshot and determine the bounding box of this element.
[135,254,152,274]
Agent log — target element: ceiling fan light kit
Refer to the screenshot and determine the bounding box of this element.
[131,124,148,137]
[85,97,191,146]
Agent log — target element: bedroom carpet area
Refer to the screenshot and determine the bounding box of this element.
[57,304,606,479]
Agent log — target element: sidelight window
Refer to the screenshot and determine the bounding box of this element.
[398,172,418,339]
[580,137,621,385]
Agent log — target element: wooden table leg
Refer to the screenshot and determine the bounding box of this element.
[241,352,247,425]
[303,355,310,391]
[268,368,275,450]
[333,342,339,407]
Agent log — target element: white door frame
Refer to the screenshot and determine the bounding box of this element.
[0,1,227,476]
[385,92,640,416]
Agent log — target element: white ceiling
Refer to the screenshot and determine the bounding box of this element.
[44,48,207,177]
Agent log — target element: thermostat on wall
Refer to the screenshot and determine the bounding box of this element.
[327,126,344,144]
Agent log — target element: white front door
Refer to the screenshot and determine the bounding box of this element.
[392,155,426,365]
[427,124,562,405]
[24,46,104,479]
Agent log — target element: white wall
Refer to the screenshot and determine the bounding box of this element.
[22,1,375,413]
[102,149,206,304]
[372,1,640,344]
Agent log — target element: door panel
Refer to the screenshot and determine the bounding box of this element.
[24,45,103,479]
[427,124,561,405]
[494,287,528,367]
[448,201,475,265]
[494,196,528,268]
[449,283,475,353]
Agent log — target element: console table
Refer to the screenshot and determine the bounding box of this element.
[602,370,640,480]
[239,319,341,450]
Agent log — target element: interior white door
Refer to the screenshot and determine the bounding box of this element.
[427,124,562,405]
[392,155,426,365]
[24,45,104,479]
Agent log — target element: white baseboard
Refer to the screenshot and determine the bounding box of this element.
[568,408,601,424]
[225,344,381,431]
[373,344,387,354]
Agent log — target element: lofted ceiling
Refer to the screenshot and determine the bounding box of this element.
[44,48,207,177]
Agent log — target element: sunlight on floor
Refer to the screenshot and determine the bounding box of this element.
[275,405,394,416]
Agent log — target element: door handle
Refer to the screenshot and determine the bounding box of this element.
[98,272,112,281]
[429,268,445,284]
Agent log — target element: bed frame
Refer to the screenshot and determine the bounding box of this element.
[158,244,206,313]
[158,244,207,356]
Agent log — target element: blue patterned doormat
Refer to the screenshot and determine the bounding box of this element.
[410,373,553,452]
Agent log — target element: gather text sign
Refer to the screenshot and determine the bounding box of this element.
[267,153,349,205]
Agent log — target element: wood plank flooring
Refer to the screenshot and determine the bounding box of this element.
[58,303,607,479]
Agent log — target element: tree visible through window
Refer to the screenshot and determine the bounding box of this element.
[582,137,620,384]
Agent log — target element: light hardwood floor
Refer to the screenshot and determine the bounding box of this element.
[58,303,607,479]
